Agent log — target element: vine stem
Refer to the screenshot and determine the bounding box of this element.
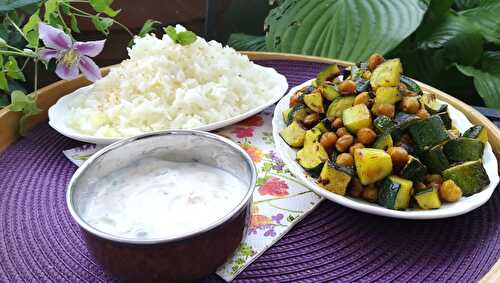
[5,15,28,42]
[253,190,312,204]
[64,2,134,38]
[0,50,36,58]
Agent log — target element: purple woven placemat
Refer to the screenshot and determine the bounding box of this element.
[1,60,499,283]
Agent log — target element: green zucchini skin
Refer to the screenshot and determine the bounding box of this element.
[394,112,420,131]
[463,125,488,143]
[373,133,393,151]
[326,96,355,119]
[408,115,449,151]
[318,161,354,195]
[442,160,490,195]
[401,156,428,182]
[400,75,423,95]
[316,64,341,85]
[280,121,306,148]
[304,91,324,113]
[378,178,401,209]
[444,138,484,163]
[374,116,395,134]
[437,111,452,130]
[320,84,340,101]
[287,105,308,125]
[312,118,332,133]
[422,144,450,173]
[354,78,370,93]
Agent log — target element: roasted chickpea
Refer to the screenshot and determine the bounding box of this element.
[368,53,385,71]
[400,97,420,114]
[377,103,395,118]
[404,91,418,97]
[354,92,370,105]
[320,132,338,151]
[362,70,372,80]
[331,117,343,129]
[398,82,408,91]
[439,180,463,202]
[290,92,301,107]
[335,134,354,152]
[336,127,349,137]
[303,113,320,128]
[429,181,442,190]
[349,178,364,198]
[387,146,409,167]
[425,174,443,185]
[366,98,375,109]
[356,128,377,145]
[336,153,354,167]
[416,108,430,119]
[349,142,365,155]
[362,184,378,202]
[338,80,357,95]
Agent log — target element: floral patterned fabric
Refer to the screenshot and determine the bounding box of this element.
[63,106,323,282]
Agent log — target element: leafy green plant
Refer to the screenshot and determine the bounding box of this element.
[228,0,500,108]
[0,0,160,133]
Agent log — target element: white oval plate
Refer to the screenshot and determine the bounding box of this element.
[49,65,288,145]
[273,79,499,219]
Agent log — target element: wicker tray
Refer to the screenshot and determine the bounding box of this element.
[0,53,499,282]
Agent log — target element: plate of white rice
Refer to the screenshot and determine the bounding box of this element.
[48,26,288,145]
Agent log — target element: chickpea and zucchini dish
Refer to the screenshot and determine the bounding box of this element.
[279,54,491,211]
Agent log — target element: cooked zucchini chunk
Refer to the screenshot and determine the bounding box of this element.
[316,64,341,85]
[378,176,413,210]
[282,108,293,125]
[370,58,403,90]
[376,87,402,104]
[312,118,332,134]
[320,84,340,101]
[400,156,427,182]
[408,115,449,151]
[355,78,371,93]
[304,91,324,113]
[374,116,395,134]
[400,75,422,95]
[394,112,420,131]
[354,148,393,185]
[280,121,306,148]
[372,133,393,150]
[415,187,441,209]
[423,144,450,173]
[343,104,373,134]
[437,111,452,130]
[287,104,308,125]
[442,160,490,195]
[444,137,484,163]
[304,128,323,145]
[420,93,447,114]
[463,125,488,144]
[318,161,354,195]
[326,96,355,118]
[297,141,329,177]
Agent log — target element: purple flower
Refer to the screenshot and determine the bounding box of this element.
[38,22,105,82]
[264,228,276,237]
[272,213,284,224]
[269,150,285,171]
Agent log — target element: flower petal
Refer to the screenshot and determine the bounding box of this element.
[78,56,101,82]
[73,40,106,57]
[38,48,59,62]
[38,22,72,50]
[55,61,79,81]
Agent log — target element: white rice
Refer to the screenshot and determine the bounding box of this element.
[66,25,278,137]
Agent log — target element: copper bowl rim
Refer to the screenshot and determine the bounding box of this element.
[66,130,257,245]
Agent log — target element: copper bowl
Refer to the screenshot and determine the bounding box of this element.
[67,130,256,283]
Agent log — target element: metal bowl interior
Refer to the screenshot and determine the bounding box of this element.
[67,130,256,244]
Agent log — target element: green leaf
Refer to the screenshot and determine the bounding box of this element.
[0,95,9,108]
[138,19,160,37]
[91,16,113,35]
[70,14,80,33]
[459,0,500,43]
[5,56,25,81]
[7,90,41,135]
[163,25,177,41]
[264,0,427,62]
[481,51,500,75]
[456,64,500,108]
[177,31,197,45]
[0,0,40,12]
[0,55,7,91]
[89,0,119,17]
[227,33,266,51]
[22,10,40,48]
[44,0,59,22]
[453,0,481,10]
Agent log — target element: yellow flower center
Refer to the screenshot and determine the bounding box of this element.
[62,49,78,65]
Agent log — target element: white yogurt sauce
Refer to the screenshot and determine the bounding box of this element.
[80,157,247,239]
